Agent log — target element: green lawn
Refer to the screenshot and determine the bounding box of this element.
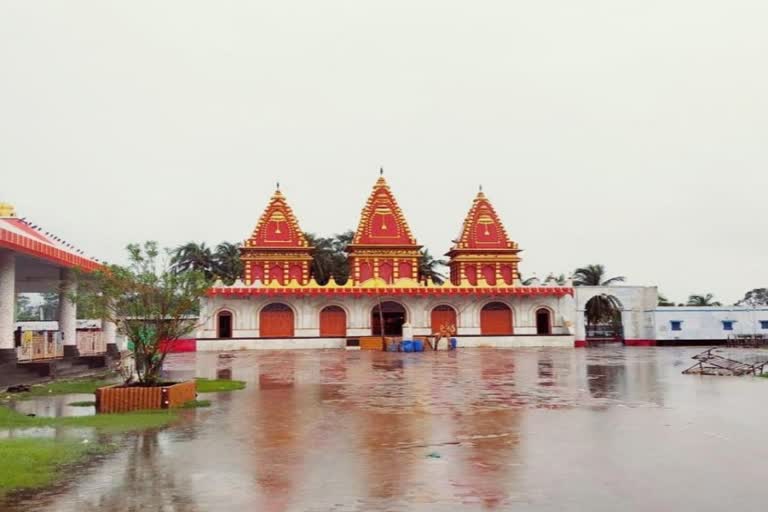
[0,405,178,433]
[3,376,116,401]
[195,378,246,393]
[0,438,114,497]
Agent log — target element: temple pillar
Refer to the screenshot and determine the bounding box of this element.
[59,268,79,358]
[0,251,16,363]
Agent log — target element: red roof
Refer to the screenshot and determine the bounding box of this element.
[350,176,418,247]
[451,190,517,252]
[0,217,102,271]
[244,188,309,249]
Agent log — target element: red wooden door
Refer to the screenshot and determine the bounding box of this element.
[480,303,513,335]
[260,304,294,337]
[431,306,457,334]
[320,306,346,337]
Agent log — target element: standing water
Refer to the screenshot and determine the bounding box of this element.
[3,346,768,511]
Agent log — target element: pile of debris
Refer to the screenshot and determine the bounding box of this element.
[683,348,768,376]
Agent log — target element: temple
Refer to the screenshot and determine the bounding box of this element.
[198,174,579,349]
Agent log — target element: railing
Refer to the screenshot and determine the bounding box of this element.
[77,330,107,355]
[17,331,63,361]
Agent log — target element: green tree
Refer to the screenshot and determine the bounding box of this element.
[15,294,38,321]
[171,242,215,281]
[417,249,448,285]
[736,288,768,307]
[573,264,625,286]
[306,230,353,285]
[584,294,623,330]
[686,293,722,307]
[657,293,675,307]
[77,242,209,385]
[212,242,243,285]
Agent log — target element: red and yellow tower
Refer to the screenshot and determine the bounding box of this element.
[447,189,521,286]
[347,174,422,285]
[241,187,313,285]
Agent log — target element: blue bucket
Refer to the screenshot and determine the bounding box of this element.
[386,341,399,352]
[402,341,414,353]
[450,338,458,350]
[412,340,424,352]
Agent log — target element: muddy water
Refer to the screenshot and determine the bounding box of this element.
[4,347,768,511]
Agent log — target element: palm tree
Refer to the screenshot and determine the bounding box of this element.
[306,230,353,285]
[417,249,448,285]
[171,242,215,281]
[584,294,623,327]
[213,242,244,285]
[573,264,625,286]
[686,293,722,307]
[657,293,675,306]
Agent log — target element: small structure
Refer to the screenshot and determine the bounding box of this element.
[682,348,767,376]
[0,203,116,370]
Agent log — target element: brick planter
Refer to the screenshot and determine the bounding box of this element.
[95,380,196,413]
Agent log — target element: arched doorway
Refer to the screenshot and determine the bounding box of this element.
[431,305,458,334]
[217,310,233,338]
[536,308,552,335]
[584,294,623,344]
[319,306,347,337]
[480,302,513,335]
[372,301,407,336]
[260,303,294,337]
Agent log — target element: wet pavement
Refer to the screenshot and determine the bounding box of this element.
[3,346,768,511]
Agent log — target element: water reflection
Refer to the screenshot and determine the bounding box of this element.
[5,347,768,511]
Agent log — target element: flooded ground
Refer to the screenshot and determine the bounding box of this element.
[3,346,768,511]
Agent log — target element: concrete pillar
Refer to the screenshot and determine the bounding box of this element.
[104,317,119,357]
[59,268,78,358]
[0,251,16,363]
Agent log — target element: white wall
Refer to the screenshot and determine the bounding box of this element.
[198,291,575,347]
[654,306,768,341]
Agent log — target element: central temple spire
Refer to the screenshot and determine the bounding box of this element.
[347,174,421,284]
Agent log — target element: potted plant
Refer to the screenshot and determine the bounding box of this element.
[78,242,209,413]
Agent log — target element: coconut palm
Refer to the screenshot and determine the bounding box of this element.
[573,264,625,286]
[686,293,722,307]
[417,249,448,285]
[657,293,675,306]
[306,230,353,285]
[213,242,244,285]
[171,242,215,281]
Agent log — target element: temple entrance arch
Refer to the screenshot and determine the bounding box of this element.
[260,303,295,337]
[535,308,552,335]
[480,302,513,335]
[372,301,407,336]
[583,294,624,343]
[217,310,233,338]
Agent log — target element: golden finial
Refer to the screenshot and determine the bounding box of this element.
[0,202,16,218]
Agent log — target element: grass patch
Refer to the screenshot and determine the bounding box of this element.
[0,405,178,433]
[67,401,96,407]
[4,376,116,401]
[195,378,246,393]
[178,399,211,409]
[0,438,114,497]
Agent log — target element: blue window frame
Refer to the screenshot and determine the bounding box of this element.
[722,321,735,331]
[670,321,682,331]
[760,321,768,330]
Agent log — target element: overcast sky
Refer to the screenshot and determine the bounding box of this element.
[2,1,766,305]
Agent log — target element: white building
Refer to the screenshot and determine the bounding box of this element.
[654,306,768,343]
